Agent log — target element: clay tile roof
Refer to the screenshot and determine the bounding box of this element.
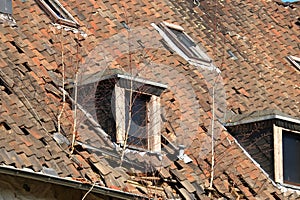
[0,0,300,199]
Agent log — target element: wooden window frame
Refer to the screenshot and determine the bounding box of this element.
[36,0,79,28]
[274,125,300,187]
[114,75,166,153]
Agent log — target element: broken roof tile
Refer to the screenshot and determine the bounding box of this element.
[0,0,299,199]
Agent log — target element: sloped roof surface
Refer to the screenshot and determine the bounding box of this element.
[0,0,299,199]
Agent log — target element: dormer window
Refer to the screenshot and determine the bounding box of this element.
[225,110,300,188]
[152,21,212,67]
[95,74,167,153]
[274,126,300,186]
[36,0,79,28]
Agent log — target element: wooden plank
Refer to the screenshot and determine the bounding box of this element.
[273,125,283,183]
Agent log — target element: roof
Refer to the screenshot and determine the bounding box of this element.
[0,0,300,199]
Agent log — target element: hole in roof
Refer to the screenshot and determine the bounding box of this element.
[0,122,11,130]
[20,127,30,135]
[49,39,54,44]
[22,62,32,72]
[271,192,282,200]
[200,125,208,132]
[0,78,12,95]
[165,127,171,134]
[39,137,48,146]
[237,174,257,196]
[10,41,24,54]
[232,87,241,94]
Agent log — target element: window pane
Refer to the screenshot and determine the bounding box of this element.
[170,29,195,48]
[125,92,149,148]
[44,0,66,19]
[283,130,300,185]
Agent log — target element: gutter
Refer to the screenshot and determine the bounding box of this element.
[0,165,148,200]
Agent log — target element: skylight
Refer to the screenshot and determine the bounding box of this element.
[36,0,79,28]
[286,55,300,71]
[152,22,214,68]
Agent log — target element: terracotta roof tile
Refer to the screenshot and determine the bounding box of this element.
[0,0,299,198]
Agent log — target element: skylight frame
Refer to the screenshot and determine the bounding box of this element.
[274,125,300,188]
[152,22,213,66]
[286,55,300,71]
[36,0,79,28]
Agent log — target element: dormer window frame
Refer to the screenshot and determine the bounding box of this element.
[36,0,79,28]
[225,111,300,189]
[274,125,300,187]
[113,74,166,153]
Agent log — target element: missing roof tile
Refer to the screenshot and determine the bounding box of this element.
[23,62,32,72]
[271,192,281,200]
[0,77,12,95]
[10,41,24,54]
[0,122,11,131]
[39,137,48,146]
[20,127,30,135]
[237,174,257,196]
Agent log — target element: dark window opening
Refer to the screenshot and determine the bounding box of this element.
[283,130,300,185]
[125,92,150,149]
